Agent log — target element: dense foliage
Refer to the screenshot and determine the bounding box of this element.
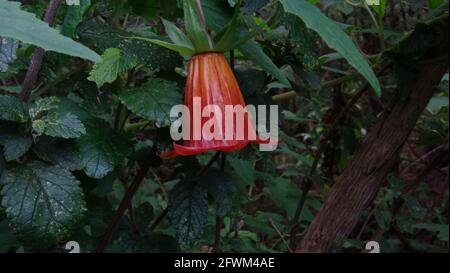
[0,0,448,253]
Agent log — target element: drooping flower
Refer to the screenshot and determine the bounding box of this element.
[131,0,280,157]
[161,52,269,157]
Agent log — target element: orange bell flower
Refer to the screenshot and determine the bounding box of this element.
[161,52,269,157]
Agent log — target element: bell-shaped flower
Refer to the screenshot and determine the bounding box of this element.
[162,53,270,157]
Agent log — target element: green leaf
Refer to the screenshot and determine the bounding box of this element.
[88,48,137,88]
[414,223,449,242]
[243,0,269,14]
[282,14,320,70]
[265,177,301,219]
[280,0,381,95]
[40,113,87,139]
[0,133,32,161]
[119,78,182,127]
[0,37,18,73]
[61,0,91,38]
[184,0,213,53]
[214,0,243,52]
[0,95,28,123]
[76,119,131,179]
[125,0,160,20]
[30,97,86,139]
[0,219,20,252]
[33,137,82,171]
[0,0,100,62]
[0,161,86,248]
[374,206,391,230]
[168,179,208,248]
[427,96,449,113]
[428,0,445,9]
[227,157,255,186]
[29,96,59,120]
[161,18,194,50]
[126,36,195,57]
[200,169,238,217]
[77,21,182,70]
[235,69,267,97]
[242,41,293,86]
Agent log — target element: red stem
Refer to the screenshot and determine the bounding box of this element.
[19,0,62,102]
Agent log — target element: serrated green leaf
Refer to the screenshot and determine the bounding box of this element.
[33,137,82,171]
[76,119,131,179]
[30,97,86,139]
[41,113,86,139]
[0,95,28,123]
[32,119,47,136]
[77,21,182,70]
[119,78,181,127]
[168,179,208,248]
[0,133,32,161]
[200,169,237,217]
[2,140,30,163]
[29,96,59,120]
[0,161,86,248]
[88,48,137,88]
[0,0,100,62]
[280,0,381,95]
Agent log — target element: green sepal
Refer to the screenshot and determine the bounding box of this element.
[184,0,214,53]
[213,0,243,52]
[161,18,195,51]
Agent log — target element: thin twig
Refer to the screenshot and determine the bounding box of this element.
[149,208,169,231]
[95,160,152,253]
[269,218,293,253]
[19,0,62,102]
[127,203,140,235]
[211,153,227,253]
[150,168,169,201]
[198,151,221,176]
[211,215,222,253]
[230,49,235,71]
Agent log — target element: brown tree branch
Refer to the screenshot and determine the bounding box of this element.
[296,58,448,253]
